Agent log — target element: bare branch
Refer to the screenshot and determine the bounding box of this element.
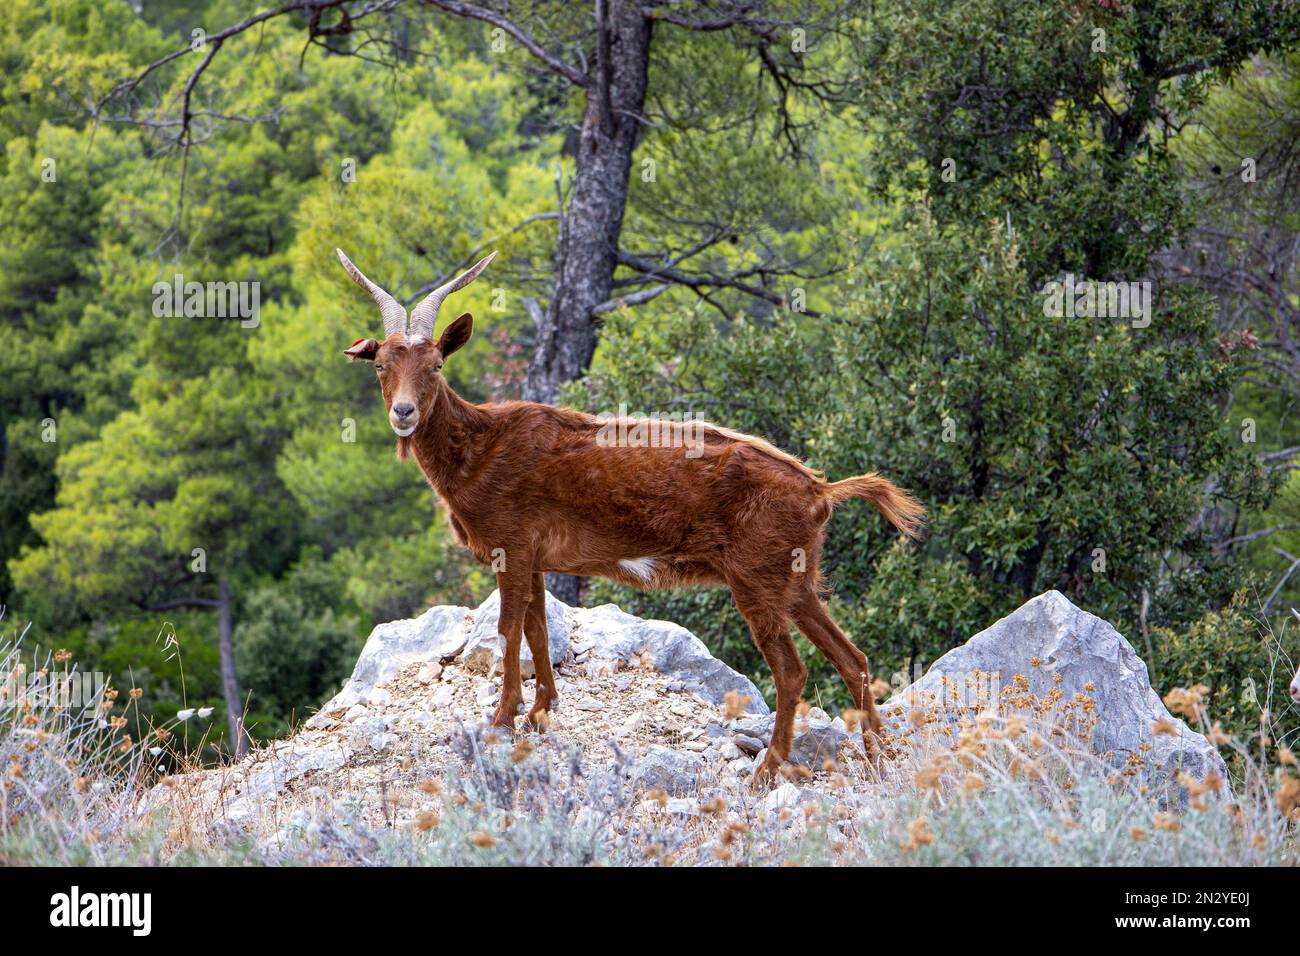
[1264,548,1300,614]
[616,249,830,318]
[419,0,589,87]
[1216,524,1300,551]
[1259,445,1300,464]
[97,1,352,111]
[143,597,221,611]
[592,283,671,314]
[176,38,224,230]
[641,1,770,31]
[521,296,546,331]
[93,0,401,234]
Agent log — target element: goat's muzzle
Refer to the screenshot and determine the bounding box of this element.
[391,401,418,437]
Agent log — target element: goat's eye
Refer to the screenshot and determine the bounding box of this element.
[374,364,385,372]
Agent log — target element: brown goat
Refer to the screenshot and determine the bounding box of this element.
[336,248,925,781]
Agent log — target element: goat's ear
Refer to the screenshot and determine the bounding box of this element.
[343,338,379,362]
[437,312,473,358]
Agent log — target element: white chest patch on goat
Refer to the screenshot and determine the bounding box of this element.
[618,557,657,583]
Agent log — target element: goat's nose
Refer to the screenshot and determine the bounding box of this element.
[1291,682,1300,702]
[393,401,416,419]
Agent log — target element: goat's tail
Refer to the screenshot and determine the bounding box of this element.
[824,473,926,540]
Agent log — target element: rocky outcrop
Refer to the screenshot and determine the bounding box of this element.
[150,589,1226,831]
[878,591,1228,785]
[735,591,1228,788]
[339,590,767,714]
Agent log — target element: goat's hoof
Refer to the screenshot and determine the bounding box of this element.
[524,707,554,732]
[750,754,787,789]
[863,731,895,760]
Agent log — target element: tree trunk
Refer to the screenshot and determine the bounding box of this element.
[217,576,247,757]
[523,3,650,405]
[525,2,651,607]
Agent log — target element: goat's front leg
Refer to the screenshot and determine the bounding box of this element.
[523,571,558,727]
[490,569,532,732]
[729,582,805,786]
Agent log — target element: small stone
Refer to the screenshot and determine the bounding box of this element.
[764,781,808,813]
[732,716,774,739]
[717,740,744,761]
[789,722,855,768]
[417,661,443,683]
[631,746,706,796]
[302,712,338,731]
[430,686,454,708]
[348,716,392,752]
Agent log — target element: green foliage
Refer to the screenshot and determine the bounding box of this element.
[1150,592,1288,744]
[1,0,1297,758]
[585,210,1275,712]
[826,213,1272,625]
[859,0,1300,280]
[235,590,360,738]
[587,0,1299,719]
[334,525,494,625]
[1169,52,1300,626]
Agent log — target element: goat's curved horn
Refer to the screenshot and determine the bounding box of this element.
[408,251,497,343]
[335,248,407,339]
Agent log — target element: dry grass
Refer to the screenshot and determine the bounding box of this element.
[2,609,1298,867]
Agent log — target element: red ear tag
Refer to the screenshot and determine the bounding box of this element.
[350,338,367,349]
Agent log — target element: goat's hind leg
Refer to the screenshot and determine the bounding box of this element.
[791,588,887,765]
[523,571,558,728]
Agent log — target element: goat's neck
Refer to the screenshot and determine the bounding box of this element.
[409,379,489,494]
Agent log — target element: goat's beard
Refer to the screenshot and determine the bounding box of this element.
[395,435,413,461]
